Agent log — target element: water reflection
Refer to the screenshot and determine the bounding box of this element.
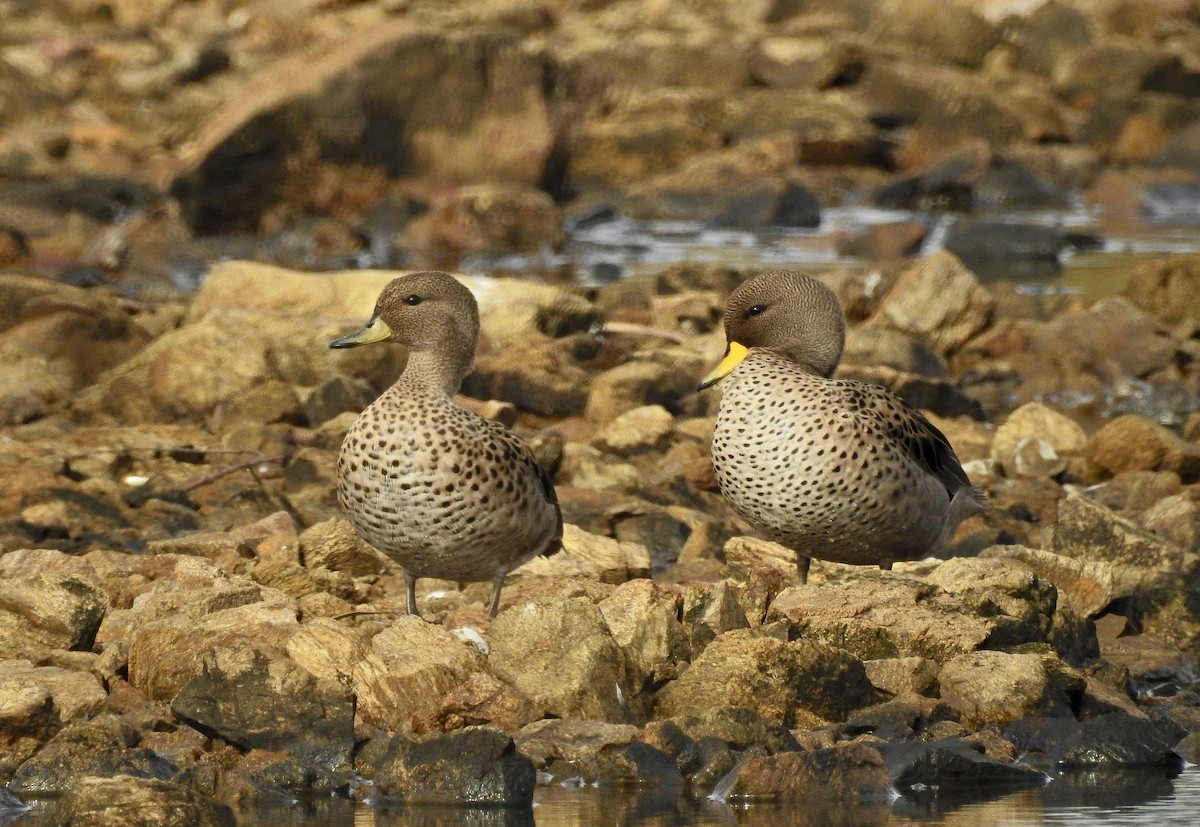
[180,767,1200,826]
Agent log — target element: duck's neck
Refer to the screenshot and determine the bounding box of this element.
[397,349,467,397]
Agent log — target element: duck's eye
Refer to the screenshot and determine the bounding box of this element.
[404,294,423,306]
[747,304,767,317]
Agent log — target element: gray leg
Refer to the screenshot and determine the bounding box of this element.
[797,555,812,585]
[488,575,506,618]
[404,571,419,617]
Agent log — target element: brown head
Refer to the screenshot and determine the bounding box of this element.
[698,270,845,389]
[330,271,480,391]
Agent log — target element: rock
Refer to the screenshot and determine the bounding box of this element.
[750,36,859,90]
[654,629,875,726]
[924,557,1057,647]
[1142,495,1200,550]
[722,536,799,579]
[681,580,749,653]
[9,718,175,795]
[512,523,651,585]
[727,91,880,168]
[0,788,28,818]
[585,357,700,422]
[769,563,1052,662]
[48,775,235,827]
[467,339,591,417]
[406,183,564,256]
[726,742,892,801]
[942,220,1066,281]
[374,727,536,806]
[880,738,1047,792]
[170,643,354,768]
[351,615,484,734]
[937,650,1083,729]
[170,23,559,233]
[598,579,690,690]
[513,718,680,786]
[283,616,372,686]
[1084,414,1200,482]
[1004,711,1186,770]
[1005,0,1094,76]
[1035,298,1178,385]
[842,693,955,741]
[669,705,800,755]
[1121,254,1200,332]
[868,0,1000,69]
[0,572,108,659]
[981,545,1120,619]
[0,660,107,725]
[435,671,541,733]
[863,657,940,697]
[0,675,61,780]
[594,405,675,455]
[842,327,949,378]
[488,597,631,723]
[991,402,1087,478]
[298,517,388,576]
[866,250,994,356]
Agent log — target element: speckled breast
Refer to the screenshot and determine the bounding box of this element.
[336,387,555,581]
[711,353,948,566]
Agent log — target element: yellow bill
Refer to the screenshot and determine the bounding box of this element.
[329,315,393,349]
[697,341,750,390]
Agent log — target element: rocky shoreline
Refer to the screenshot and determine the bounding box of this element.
[2,250,1200,823]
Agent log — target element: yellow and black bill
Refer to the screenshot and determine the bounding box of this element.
[329,315,393,349]
[697,341,749,391]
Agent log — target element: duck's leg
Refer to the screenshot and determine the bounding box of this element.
[404,571,420,617]
[797,555,812,585]
[488,575,506,617]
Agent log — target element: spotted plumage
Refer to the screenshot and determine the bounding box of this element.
[331,272,561,617]
[699,270,987,582]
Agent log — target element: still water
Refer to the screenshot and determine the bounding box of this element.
[14,765,1173,827]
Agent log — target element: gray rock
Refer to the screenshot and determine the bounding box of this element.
[880,737,1047,792]
[374,727,536,806]
[171,643,354,769]
[669,706,800,755]
[1004,712,1186,770]
[48,774,235,827]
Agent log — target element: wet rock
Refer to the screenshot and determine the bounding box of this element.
[0,572,107,659]
[943,220,1067,280]
[1004,711,1186,770]
[489,597,631,723]
[9,718,175,794]
[1084,414,1200,482]
[171,643,354,768]
[842,693,955,741]
[880,737,1047,792]
[0,789,27,818]
[514,718,680,786]
[938,650,1083,730]
[352,615,484,734]
[866,250,994,357]
[374,727,536,806]
[654,629,875,726]
[0,676,61,780]
[49,774,235,827]
[726,742,892,801]
[991,402,1087,479]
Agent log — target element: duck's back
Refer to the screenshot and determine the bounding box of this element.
[712,349,973,566]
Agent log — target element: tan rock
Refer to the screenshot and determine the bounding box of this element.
[298,517,390,576]
[488,597,630,723]
[867,250,995,356]
[981,544,1120,618]
[938,650,1082,729]
[681,580,749,653]
[722,536,799,578]
[991,401,1087,478]
[0,573,108,659]
[654,629,875,725]
[0,661,106,724]
[512,523,650,584]
[598,580,689,688]
[1084,414,1200,482]
[48,774,234,827]
[284,617,373,686]
[727,742,892,801]
[594,405,675,454]
[351,615,484,733]
[863,656,940,697]
[436,671,541,733]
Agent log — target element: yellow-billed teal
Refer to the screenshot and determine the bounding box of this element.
[699,270,987,582]
[331,272,561,617]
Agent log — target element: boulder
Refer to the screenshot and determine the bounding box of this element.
[990,402,1087,479]
[880,738,1047,792]
[171,643,355,768]
[8,718,175,795]
[726,742,892,801]
[593,405,675,455]
[488,597,631,723]
[1005,711,1186,770]
[1084,414,1200,482]
[374,727,535,806]
[283,616,373,686]
[937,651,1083,729]
[867,0,1000,69]
[511,523,651,585]
[0,660,106,725]
[597,579,690,690]
[0,572,108,659]
[1121,253,1200,331]
[48,775,235,827]
[351,615,484,734]
[512,718,680,786]
[654,629,875,726]
[435,671,542,733]
[866,250,994,356]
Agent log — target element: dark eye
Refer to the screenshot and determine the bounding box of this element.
[404,294,422,306]
[747,304,767,318]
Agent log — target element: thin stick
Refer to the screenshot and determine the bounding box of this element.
[601,321,689,343]
[181,455,286,492]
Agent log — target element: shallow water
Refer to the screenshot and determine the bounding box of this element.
[14,767,1194,827]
